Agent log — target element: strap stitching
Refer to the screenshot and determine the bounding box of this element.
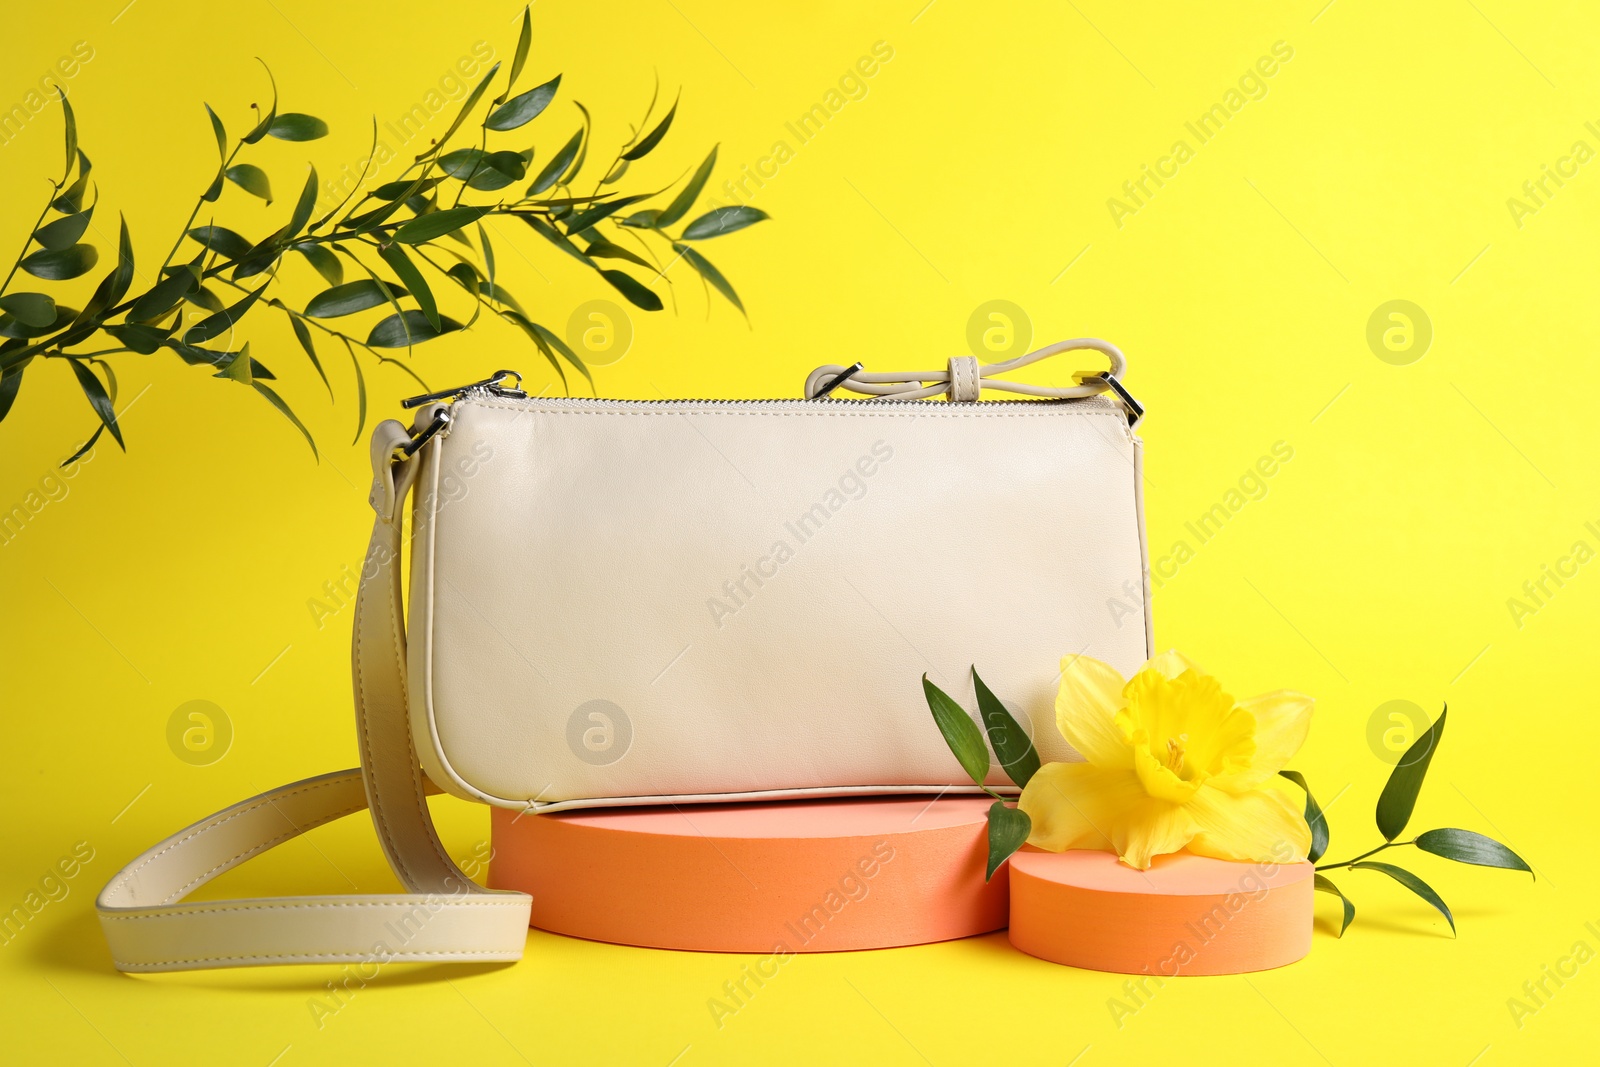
[102,897,527,921]
[353,527,422,890]
[161,801,368,902]
[114,949,519,967]
[102,775,356,901]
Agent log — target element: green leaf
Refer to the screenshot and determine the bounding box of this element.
[477,221,496,287]
[565,194,653,234]
[584,239,652,270]
[529,319,591,386]
[184,283,265,345]
[286,167,320,240]
[1350,861,1454,935]
[74,215,135,324]
[1278,769,1329,863]
[51,151,92,213]
[922,674,990,788]
[250,378,318,459]
[973,668,1039,789]
[366,310,463,348]
[622,93,678,160]
[345,338,367,443]
[288,314,332,400]
[242,63,278,144]
[377,241,439,331]
[466,150,529,191]
[267,113,328,141]
[672,242,743,315]
[184,286,225,314]
[985,801,1031,882]
[501,309,565,389]
[656,146,717,227]
[1376,705,1446,842]
[0,304,75,339]
[0,364,23,424]
[105,322,168,355]
[425,62,500,157]
[439,148,528,190]
[133,266,202,325]
[599,269,663,312]
[1313,874,1355,937]
[188,225,253,261]
[497,7,532,104]
[20,244,97,281]
[520,214,591,266]
[0,293,57,329]
[619,208,662,230]
[304,279,405,318]
[292,243,343,286]
[204,103,227,161]
[529,127,583,195]
[69,358,122,450]
[35,205,94,251]
[225,164,273,202]
[60,87,77,175]
[370,177,443,201]
[1416,828,1533,878]
[394,206,492,244]
[487,74,561,131]
[681,205,769,240]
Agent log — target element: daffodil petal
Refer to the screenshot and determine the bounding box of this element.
[1185,784,1310,864]
[1143,648,1200,680]
[1210,690,1314,793]
[1055,654,1134,768]
[1113,798,1195,870]
[1018,761,1144,852]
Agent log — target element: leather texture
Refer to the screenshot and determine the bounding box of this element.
[96,339,1151,970]
[413,358,1152,813]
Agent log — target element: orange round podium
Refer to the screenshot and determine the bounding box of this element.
[1007,847,1315,975]
[489,795,1009,952]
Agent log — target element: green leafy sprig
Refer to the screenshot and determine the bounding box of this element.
[921,668,1039,881]
[0,6,768,462]
[1283,705,1532,937]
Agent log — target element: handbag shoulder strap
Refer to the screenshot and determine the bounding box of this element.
[96,420,531,972]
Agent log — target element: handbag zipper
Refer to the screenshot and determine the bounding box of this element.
[394,369,1131,459]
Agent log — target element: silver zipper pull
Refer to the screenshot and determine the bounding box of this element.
[401,369,525,409]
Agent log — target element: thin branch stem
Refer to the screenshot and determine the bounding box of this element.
[158,142,244,275]
[1315,838,1416,872]
[1,180,63,297]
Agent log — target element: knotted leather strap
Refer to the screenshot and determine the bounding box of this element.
[96,418,532,972]
[805,337,1128,401]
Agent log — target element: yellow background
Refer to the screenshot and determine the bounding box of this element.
[2,0,1597,1063]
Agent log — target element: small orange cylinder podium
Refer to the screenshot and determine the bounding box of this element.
[1007,847,1315,975]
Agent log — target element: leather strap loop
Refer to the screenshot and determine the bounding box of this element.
[805,337,1128,402]
[97,427,532,972]
[947,355,980,402]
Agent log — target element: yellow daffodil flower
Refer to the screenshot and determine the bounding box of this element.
[1018,650,1313,869]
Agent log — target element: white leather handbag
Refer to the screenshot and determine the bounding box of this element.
[97,339,1152,971]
